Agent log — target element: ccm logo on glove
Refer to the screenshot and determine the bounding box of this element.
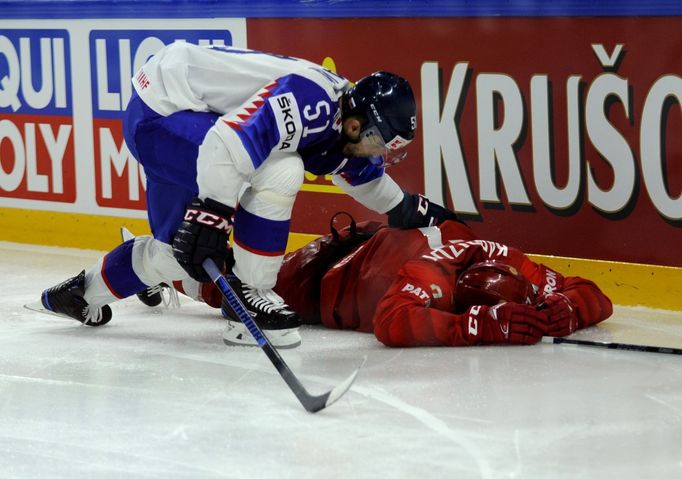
[183,208,233,234]
[172,197,235,282]
[465,302,549,345]
[387,191,459,229]
[467,304,510,337]
[467,305,482,335]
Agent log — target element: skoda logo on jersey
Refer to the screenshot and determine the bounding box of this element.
[269,92,303,152]
[275,96,296,147]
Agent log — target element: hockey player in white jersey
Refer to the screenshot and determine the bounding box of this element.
[40,42,457,348]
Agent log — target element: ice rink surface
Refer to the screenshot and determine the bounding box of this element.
[1,241,681,479]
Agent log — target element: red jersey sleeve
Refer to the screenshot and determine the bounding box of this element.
[520,255,613,328]
[372,261,473,347]
[559,276,613,328]
[512,252,613,329]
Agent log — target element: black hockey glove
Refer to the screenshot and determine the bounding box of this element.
[387,192,459,228]
[172,197,234,282]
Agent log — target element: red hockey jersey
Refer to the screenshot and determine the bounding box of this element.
[276,220,612,347]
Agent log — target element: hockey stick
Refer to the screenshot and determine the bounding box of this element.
[542,336,682,355]
[202,258,364,412]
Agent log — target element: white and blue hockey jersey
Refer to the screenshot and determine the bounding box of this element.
[133,42,404,215]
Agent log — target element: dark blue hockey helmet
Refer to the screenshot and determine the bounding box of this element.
[342,71,417,166]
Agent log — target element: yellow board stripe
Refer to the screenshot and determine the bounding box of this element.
[2,207,680,310]
[300,183,344,194]
[0,208,152,251]
[527,254,682,311]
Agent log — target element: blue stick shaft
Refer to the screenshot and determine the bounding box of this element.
[202,259,267,347]
[201,258,360,412]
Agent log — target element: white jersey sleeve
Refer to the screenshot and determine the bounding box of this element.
[332,172,404,214]
[132,42,347,117]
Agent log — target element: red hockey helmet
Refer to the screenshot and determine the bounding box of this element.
[453,261,536,312]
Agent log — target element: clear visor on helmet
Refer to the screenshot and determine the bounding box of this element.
[357,125,412,168]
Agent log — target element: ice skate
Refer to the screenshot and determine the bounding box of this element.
[221,275,301,348]
[136,283,181,308]
[41,271,112,326]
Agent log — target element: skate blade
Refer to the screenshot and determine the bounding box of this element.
[222,321,302,349]
[24,301,71,320]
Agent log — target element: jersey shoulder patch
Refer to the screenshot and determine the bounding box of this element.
[268,92,303,152]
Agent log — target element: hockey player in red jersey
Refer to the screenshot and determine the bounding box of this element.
[274,213,613,347]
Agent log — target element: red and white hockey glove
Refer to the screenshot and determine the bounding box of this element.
[536,292,578,337]
[465,303,551,345]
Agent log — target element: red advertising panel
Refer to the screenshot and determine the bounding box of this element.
[0,30,76,203]
[0,114,76,202]
[92,117,146,210]
[248,17,682,267]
